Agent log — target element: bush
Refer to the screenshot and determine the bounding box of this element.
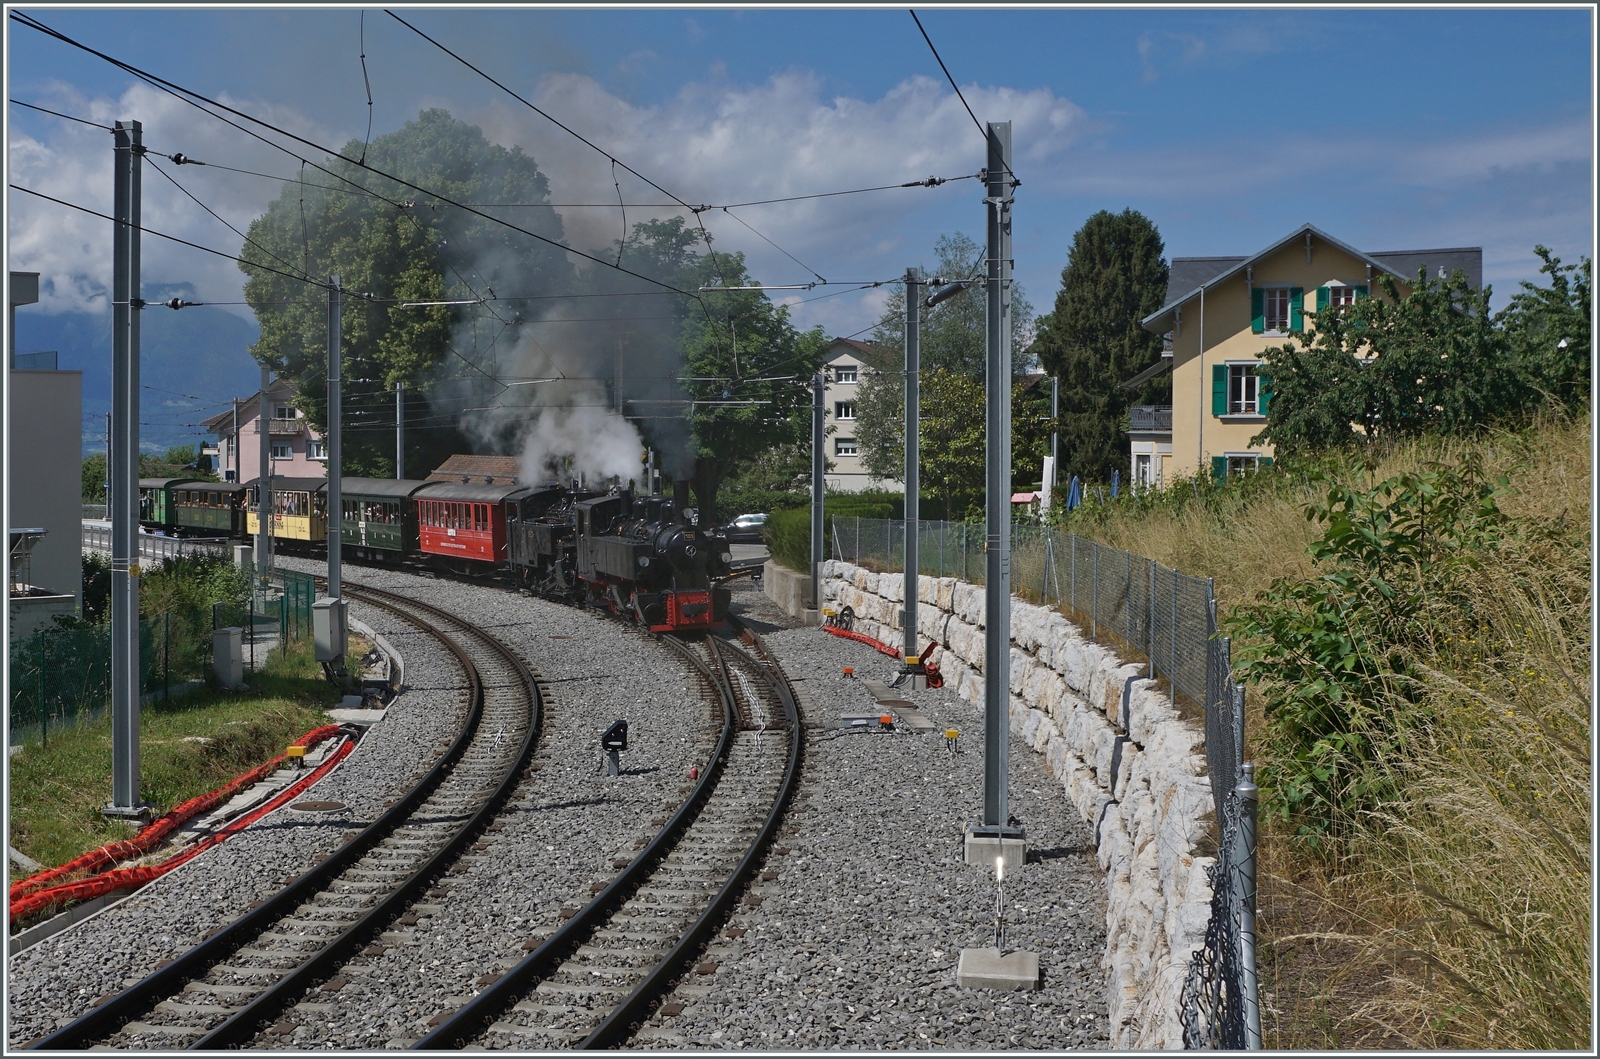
[764,491,905,571]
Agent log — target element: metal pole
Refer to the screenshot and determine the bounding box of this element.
[980,120,1014,836]
[230,398,239,482]
[326,276,342,601]
[395,382,405,479]
[256,364,271,577]
[904,271,920,663]
[811,372,824,614]
[108,119,143,815]
[1237,759,1263,1049]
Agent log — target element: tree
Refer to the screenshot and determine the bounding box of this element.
[240,109,572,476]
[1254,267,1513,455]
[1498,246,1591,409]
[608,217,828,522]
[82,452,106,503]
[1030,209,1170,485]
[854,232,1037,510]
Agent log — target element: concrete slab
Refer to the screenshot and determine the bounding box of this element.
[956,947,1040,991]
[327,708,387,726]
[964,830,1028,869]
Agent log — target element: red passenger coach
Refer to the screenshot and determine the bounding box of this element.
[414,482,528,564]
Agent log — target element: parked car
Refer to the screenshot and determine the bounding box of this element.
[722,512,768,544]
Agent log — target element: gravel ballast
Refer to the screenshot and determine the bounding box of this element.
[632,579,1111,1051]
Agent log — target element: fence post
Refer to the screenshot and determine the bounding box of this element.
[163,610,170,703]
[1171,566,1179,692]
[1070,533,1076,613]
[1148,559,1156,679]
[1091,543,1099,638]
[39,633,48,749]
[1237,758,1262,1049]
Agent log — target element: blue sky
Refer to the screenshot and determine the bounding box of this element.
[7,5,1594,449]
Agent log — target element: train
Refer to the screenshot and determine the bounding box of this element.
[135,472,734,633]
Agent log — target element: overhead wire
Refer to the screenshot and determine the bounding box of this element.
[9,11,705,304]
[145,156,314,284]
[9,97,113,130]
[908,8,1019,185]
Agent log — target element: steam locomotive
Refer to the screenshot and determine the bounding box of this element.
[136,473,734,633]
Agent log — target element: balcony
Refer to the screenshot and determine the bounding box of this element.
[267,418,303,435]
[1129,406,1172,433]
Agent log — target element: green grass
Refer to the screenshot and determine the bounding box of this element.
[7,636,337,881]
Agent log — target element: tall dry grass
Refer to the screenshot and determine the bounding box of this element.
[1065,413,1592,1049]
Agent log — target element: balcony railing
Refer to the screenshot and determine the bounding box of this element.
[1129,405,1172,432]
[267,418,303,435]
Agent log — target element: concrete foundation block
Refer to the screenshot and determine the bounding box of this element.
[964,830,1027,870]
[956,947,1040,991]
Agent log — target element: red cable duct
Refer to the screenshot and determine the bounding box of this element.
[9,724,347,919]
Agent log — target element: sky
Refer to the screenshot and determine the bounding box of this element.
[5,4,1595,449]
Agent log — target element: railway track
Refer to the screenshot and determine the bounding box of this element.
[27,585,544,1051]
[415,624,803,1051]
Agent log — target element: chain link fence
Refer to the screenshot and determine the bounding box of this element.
[832,516,1260,1048]
[8,567,316,750]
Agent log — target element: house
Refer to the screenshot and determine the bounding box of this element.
[820,337,897,493]
[202,376,327,483]
[1133,223,1481,485]
[8,271,82,636]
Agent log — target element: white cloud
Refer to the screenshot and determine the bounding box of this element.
[7,80,352,317]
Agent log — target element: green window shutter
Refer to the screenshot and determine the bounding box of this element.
[1355,284,1368,298]
[1211,456,1226,483]
[1250,288,1264,333]
[1289,287,1305,331]
[1260,456,1273,468]
[1257,373,1272,416]
[1315,286,1329,312]
[1212,364,1227,416]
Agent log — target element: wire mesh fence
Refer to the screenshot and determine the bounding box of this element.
[8,568,316,749]
[831,516,1259,1048]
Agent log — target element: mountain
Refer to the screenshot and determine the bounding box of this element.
[12,306,262,454]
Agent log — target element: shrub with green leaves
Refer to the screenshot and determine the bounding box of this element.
[1227,455,1511,834]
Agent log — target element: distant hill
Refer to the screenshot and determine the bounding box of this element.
[12,306,261,454]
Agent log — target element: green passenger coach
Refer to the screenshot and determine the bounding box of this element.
[340,478,432,558]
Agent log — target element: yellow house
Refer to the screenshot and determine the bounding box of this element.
[1132,224,1481,484]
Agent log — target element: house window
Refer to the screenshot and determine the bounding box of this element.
[1229,364,1260,415]
[1329,285,1358,308]
[1264,289,1291,331]
[835,401,855,420]
[274,405,297,420]
[270,442,292,460]
[1227,455,1259,479]
[834,437,858,457]
[307,441,327,460]
[834,365,858,384]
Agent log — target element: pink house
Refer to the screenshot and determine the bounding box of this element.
[203,376,327,482]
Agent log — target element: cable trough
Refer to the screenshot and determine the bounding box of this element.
[415,621,803,1050]
[27,584,543,1051]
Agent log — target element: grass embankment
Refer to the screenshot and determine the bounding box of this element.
[1062,413,1591,1050]
[7,636,337,882]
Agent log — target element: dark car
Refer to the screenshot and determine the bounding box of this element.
[721,512,768,544]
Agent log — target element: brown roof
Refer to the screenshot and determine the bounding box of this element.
[426,454,523,485]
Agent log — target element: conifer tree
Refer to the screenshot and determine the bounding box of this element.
[1031,209,1169,484]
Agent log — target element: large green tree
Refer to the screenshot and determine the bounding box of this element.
[239,109,572,476]
[1498,246,1591,409]
[853,232,1038,510]
[608,217,828,522]
[1254,267,1513,455]
[1031,209,1170,485]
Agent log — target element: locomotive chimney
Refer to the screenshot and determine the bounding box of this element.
[672,479,690,513]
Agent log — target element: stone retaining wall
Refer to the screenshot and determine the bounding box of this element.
[821,559,1214,1050]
